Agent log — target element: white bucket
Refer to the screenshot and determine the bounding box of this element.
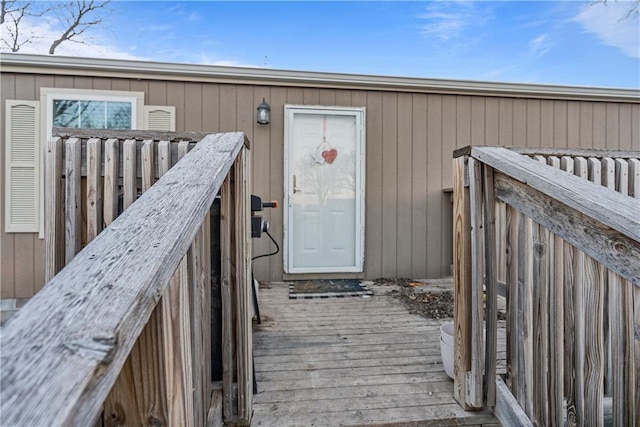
[440,321,455,347]
[439,321,455,379]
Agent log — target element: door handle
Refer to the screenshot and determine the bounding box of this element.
[293,175,298,193]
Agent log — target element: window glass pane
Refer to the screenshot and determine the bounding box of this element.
[107,102,132,129]
[53,100,80,128]
[53,98,133,130]
[79,101,107,129]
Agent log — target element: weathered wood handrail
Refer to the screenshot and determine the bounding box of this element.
[0,132,251,426]
[473,148,640,283]
[453,146,639,426]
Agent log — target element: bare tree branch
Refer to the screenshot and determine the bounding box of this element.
[594,0,640,19]
[2,0,111,54]
[0,0,29,51]
[48,0,110,54]
[1,0,18,25]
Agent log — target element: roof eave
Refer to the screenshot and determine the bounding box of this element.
[1,53,639,103]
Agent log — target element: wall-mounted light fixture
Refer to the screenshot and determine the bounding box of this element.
[256,98,271,125]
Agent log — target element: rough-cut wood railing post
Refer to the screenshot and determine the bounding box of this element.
[635,286,640,423]
[585,158,605,424]
[86,138,103,242]
[495,201,507,286]
[548,152,564,427]
[505,204,520,393]
[482,164,498,407]
[467,157,484,408]
[630,158,640,199]
[560,156,576,406]
[189,214,212,427]
[103,139,119,227]
[568,157,588,426]
[220,173,235,424]
[103,255,194,426]
[162,257,195,426]
[533,220,550,424]
[123,139,136,210]
[45,137,64,282]
[609,274,637,426]
[141,139,155,192]
[628,159,640,418]
[234,146,253,426]
[0,132,248,426]
[607,157,637,426]
[158,140,171,177]
[65,137,82,263]
[531,156,550,425]
[453,155,474,410]
[517,208,534,417]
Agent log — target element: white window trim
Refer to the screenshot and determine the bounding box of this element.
[38,88,145,238]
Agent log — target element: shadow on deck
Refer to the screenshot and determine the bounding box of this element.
[251,282,500,427]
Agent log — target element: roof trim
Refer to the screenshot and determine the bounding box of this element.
[2,53,639,102]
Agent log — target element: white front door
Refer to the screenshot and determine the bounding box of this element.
[284,106,365,274]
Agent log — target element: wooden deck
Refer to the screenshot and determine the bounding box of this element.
[251,282,501,426]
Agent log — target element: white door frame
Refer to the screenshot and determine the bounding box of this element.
[283,105,366,274]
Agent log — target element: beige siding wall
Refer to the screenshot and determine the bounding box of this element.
[1,72,639,298]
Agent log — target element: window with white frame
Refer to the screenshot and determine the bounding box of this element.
[42,88,145,137]
[5,88,175,236]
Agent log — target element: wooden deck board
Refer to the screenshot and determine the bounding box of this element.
[252,283,501,426]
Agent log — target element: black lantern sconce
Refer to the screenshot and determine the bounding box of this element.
[256,98,270,125]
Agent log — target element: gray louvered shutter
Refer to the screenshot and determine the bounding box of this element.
[5,100,40,232]
[144,105,176,131]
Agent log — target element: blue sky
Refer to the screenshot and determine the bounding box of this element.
[3,1,639,88]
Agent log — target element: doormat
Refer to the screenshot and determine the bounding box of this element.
[289,280,374,299]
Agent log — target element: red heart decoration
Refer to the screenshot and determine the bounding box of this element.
[322,149,338,164]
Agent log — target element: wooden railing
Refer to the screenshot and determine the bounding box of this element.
[453,146,639,426]
[0,131,253,426]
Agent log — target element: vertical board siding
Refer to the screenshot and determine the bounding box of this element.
[411,94,428,278]
[579,102,594,149]
[471,97,486,147]
[364,91,383,279]
[381,91,399,277]
[148,81,168,106]
[381,91,398,276]
[185,83,203,132]
[397,93,413,276]
[427,95,444,277]
[498,98,514,147]
[1,73,16,298]
[267,87,287,280]
[540,100,554,148]
[527,99,541,147]
[1,71,639,299]
[167,82,186,132]
[202,84,220,132]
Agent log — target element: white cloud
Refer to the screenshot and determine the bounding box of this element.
[574,1,640,58]
[141,24,174,32]
[529,33,552,58]
[417,1,479,41]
